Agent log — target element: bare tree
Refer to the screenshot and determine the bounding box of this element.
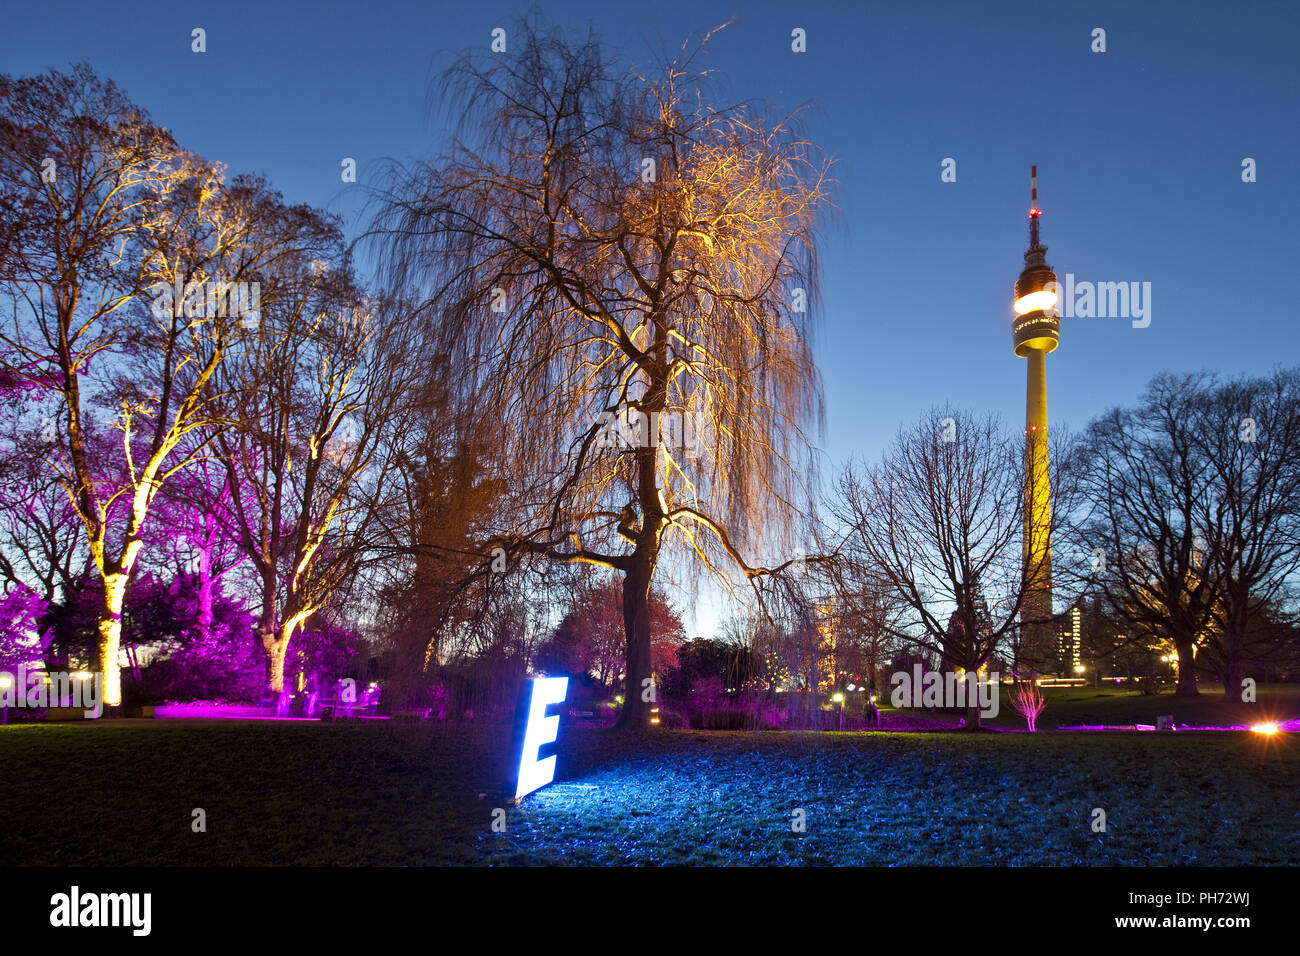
[1187,368,1300,697]
[211,241,418,696]
[831,408,1062,726]
[143,447,247,646]
[0,422,90,602]
[1009,678,1045,731]
[359,350,520,705]
[1070,372,1224,697]
[366,17,832,727]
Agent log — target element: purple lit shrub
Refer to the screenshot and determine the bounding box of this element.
[286,619,368,701]
[425,682,448,720]
[0,583,52,671]
[689,675,726,709]
[127,574,262,702]
[676,685,789,730]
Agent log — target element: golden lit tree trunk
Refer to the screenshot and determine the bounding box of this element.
[1173,637,1199,697]
[262,628,289,695]
[264,610,310,696]
[620,536,660,728]
[97,573,129,708]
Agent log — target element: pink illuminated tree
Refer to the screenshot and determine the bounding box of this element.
[1010,677,1045,732]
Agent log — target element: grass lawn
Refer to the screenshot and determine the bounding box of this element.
[891,682,1300,730]
[2,717,1297,866]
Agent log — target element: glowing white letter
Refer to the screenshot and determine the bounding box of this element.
[515,677,568,799]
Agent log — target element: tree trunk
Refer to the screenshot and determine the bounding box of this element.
[264,629,289,695]
[1221,603,1249,700]
[97,573,129,708]
[1173,636,1199,696]
[1222,656,1241,701]
[618,542,656,729]
[615,367,667,731]
[257,575,279,694]
[267,610,310,699]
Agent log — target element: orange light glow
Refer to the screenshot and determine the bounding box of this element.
[1251,722,1279,735]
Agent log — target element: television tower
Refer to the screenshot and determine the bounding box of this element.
[1012,166,1059,672]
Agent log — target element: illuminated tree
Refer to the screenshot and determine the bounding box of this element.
[211,247,419,696]
[0,66,232,705]
[0,582,52,671]
[0,66,362,704]
[368,17,831,727]
[146,452,246,649]
[1009,677,1045,731]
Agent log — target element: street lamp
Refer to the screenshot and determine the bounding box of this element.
[832,691,845,730]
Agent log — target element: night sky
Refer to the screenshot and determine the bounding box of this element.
[4,0,1297,633]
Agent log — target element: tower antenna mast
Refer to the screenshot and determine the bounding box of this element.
[1029,164,1041,247]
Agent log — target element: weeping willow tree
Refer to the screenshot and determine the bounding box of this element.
[367,17,832,727]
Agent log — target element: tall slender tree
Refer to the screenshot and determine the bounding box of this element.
[212,246,418,695]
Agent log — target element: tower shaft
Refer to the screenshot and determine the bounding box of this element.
[1023,349,1053,629]
[1012,166,1059,674]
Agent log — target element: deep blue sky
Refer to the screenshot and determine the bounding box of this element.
[5,0,1298,635]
